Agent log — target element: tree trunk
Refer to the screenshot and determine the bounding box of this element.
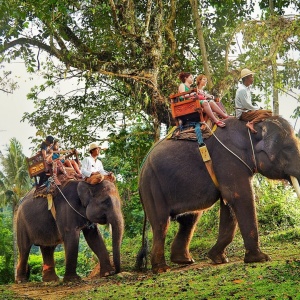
[269,0,279,115]
[272,63,279,115]
[189,0,212,88]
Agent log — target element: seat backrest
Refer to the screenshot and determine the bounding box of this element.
[169,89,204,123]
[26,152,47,178]
[169,88,197,103]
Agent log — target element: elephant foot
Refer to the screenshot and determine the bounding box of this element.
[207,249,229,264]
[244,250,271,263]
[88,263,115,278]
[152,263,171,274]
[42,266,59,282]
[15,276,28,284]
[100,269,115,277]
[63,274,81,283]
[171,254,195,265]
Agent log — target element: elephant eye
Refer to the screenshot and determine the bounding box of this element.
[102,197,111,207]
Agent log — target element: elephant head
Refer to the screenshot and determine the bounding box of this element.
[77,180,124,273]
[254,117,300,198]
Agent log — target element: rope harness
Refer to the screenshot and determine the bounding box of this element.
[46,179,94,230]
[205,123,257,175]
[171,121,258,188]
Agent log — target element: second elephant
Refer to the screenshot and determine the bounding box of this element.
[16,179,124,283]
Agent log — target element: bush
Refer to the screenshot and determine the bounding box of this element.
[254,175,300,233]
[28,254,43,282]
[0,210,14,284]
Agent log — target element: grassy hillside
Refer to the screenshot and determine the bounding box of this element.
[3,224,300,300]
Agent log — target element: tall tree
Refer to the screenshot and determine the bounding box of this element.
[0,138,32,278]
[0,0,299,146]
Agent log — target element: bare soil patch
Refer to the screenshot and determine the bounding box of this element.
[7,260,241,299]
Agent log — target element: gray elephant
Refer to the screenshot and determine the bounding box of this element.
[137,116,300,273]
[16,179,124,282]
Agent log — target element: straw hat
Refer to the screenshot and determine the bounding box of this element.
[240,68,255,79]
[89,142,101,151]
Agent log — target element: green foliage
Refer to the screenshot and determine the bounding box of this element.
[268,227,300,242]
[103,124,155,238]
[28,254,43,282]
[0,0,298,146]
[0,138,32,208]
[27,246,95,282]
[0,210,14,284]
[253,175,300,232]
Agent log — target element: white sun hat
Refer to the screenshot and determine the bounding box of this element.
[240,68,255,79]
[89,142,101,151]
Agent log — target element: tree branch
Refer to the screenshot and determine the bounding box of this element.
[1,37,61,58]
[165,0,177,54]
[144,0,152,36]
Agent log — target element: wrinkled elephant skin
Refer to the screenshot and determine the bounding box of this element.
[16,180,124,283]
[138,117,300,273]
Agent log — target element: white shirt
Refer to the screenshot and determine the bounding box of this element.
[235,83,258,118]
[81,155,108,179]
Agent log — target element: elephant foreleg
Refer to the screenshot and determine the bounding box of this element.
[208,199,237,264]
[171,212,201,265]
[233,194,270,263]
[82,226,114,277]
[40,246,59,282]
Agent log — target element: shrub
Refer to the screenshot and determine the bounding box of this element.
[254,175,300,233]
[28,254,43,282]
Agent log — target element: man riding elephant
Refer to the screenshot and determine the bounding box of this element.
[235,68,272,133]
[81,142,116,184]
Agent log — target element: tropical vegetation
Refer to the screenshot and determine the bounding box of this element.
[0,1,300,295]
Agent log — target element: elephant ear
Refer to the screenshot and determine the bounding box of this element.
[255,119,283,162]
[77,181,92,207]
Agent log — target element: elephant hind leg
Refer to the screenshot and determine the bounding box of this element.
[171,212,201,265]
[16,257,30,283]
[16,241,31,283]
[150,216,171,274]
[208,199,237,264]
[40,246,59,282]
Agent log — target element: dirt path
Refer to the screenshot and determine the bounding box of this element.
[8,278,109,300]
[7,261,238,299]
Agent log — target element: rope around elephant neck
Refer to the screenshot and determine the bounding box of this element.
[205,122,256,174]
[247,127,258,173]
[54,181,87,219]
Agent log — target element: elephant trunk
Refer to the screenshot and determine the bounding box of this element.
[290,176,300,200]
[111,213,124,273]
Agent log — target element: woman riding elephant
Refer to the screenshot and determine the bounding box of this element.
[137,116,300,273]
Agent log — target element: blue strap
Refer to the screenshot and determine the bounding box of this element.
[46,179,51,192]
[194,122,205,146]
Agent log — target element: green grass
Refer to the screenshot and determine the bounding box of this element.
[62,256,300,300]
[4,227,300,300]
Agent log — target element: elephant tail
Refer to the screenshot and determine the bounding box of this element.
[135,212,149,271]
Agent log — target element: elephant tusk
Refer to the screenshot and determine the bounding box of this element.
[290,176,300,200]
